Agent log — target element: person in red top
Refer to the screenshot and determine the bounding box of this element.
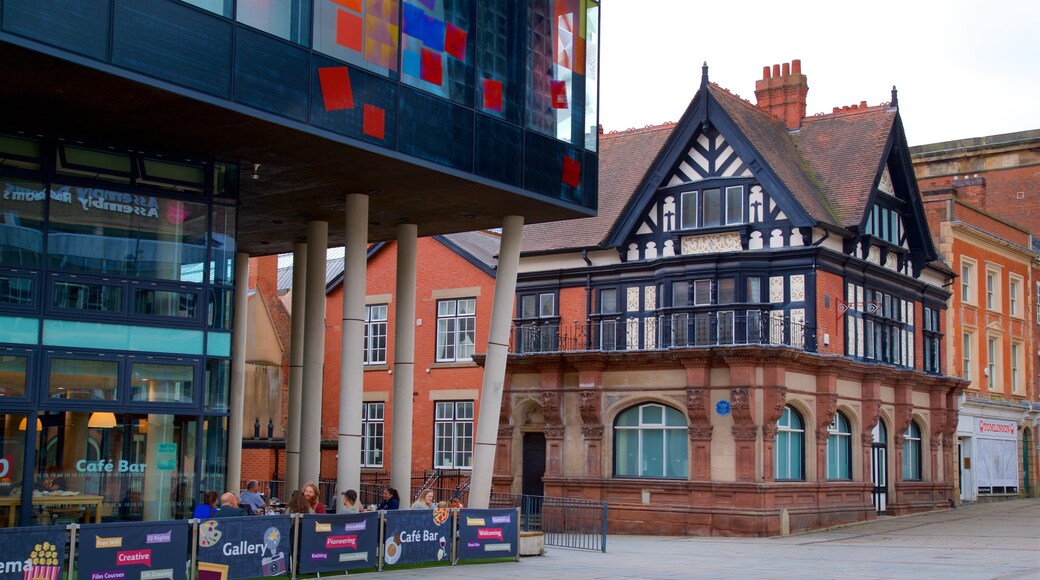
[302,481,326,514]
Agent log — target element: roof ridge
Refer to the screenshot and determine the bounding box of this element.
[806,103,894,121]
[602,122,676,138]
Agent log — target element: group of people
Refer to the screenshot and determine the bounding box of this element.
[193,482,464,518]
[192,480,326,518]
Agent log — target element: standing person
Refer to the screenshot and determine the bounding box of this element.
[239,480,266,514]
[341,489,363,513]
[377,487,400,511]
[411,489,435,509]
[214,492,246,517]
[286,490,310,515]
[302,481,326,514]
[193,491,219,519]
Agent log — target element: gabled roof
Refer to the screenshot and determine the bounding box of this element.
[520,71,921,255]
[795,106,896,228]
[435,230,500,277]
[520,123,675,253]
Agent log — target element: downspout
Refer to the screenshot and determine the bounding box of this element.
[582,249,593,349]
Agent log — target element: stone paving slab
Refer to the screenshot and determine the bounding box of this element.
[329,499,1040,579]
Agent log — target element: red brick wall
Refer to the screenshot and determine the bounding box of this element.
[919,164,1040,238]
[815,270,845,356]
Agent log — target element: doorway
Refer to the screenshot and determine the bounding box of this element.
[522,432,546,497]
[871,420,888,514]
[959,436,975,502]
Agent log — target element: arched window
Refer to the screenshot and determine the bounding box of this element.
[826,412,852,480]
[902,421,922,480]
[774,405,804,480]
[614,403,688,478]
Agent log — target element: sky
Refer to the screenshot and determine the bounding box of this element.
[597,0,1040,147]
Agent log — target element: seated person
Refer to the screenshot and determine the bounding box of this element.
[239,480,266,514]
[214,492,247,517]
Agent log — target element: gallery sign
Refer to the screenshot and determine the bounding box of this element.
[76,521,190,580]
[195,515,290,580]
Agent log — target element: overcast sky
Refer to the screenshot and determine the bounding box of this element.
[597,0,1040,147]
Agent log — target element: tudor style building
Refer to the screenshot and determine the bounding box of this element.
[491,61,966,535]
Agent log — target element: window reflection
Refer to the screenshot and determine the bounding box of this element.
[53,281,123,313]
[0,275,33,306]
[133,288,198,319]
[32,412,198,523]
[48,358,119,401]
[0,179,46,267]
[47,186,208,283]
[131,362,194,404]
[237,0,311,45]
[0,355,28,397]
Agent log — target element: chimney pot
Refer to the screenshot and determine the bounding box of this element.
[597,124,604,135]
[833,107,840,113]
[791,59,801,74]
[763,66,771,79]
[860,100,867,108]
[782,62,790,76]
[772,64,781,77]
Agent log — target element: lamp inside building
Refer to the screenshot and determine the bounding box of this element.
[88,412,117,428]
[17,417,42,431]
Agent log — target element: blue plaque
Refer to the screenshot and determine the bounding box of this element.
[715,400,731,416]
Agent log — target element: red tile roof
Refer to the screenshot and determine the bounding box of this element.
[520,123,676,253]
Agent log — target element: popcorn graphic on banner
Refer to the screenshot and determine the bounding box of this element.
[25,541,61,580]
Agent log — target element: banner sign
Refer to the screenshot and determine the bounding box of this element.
[0,525,67,580]
[456,509,519,561]
[381,508,452,567]
[195,515,291,580]
[77,521,190,580]
[297,512,379,574]
[975,418,1017,440]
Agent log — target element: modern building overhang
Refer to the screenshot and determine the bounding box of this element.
[0,38,596,256]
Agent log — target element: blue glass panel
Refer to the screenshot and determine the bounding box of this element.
[0,316,39,345]
[2,0,111,61]
[398,87,474,171]
[475,0,525,124]
[43,319,203,355]
[112,0,233,98]
[234,27,310,121]
[523,131,585,205]
[207,332,231,357]
[235,0,311,46]
[310,56,399,149]
[474,114,522,187]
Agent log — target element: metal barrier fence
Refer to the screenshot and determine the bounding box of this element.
[491,493,607,552]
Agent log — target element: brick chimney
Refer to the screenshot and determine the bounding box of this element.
[249,255,280,298]
[951,174,987,211]
[754,59,809,130]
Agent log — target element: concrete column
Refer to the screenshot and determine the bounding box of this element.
[390,224,417,500]
[300,222,328,486]
[284,242,307,491]
[469,215,523,508]
[337,195,368,509]
[227,252,250,492]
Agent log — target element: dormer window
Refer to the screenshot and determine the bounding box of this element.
[865,203,903,246]
[680,186,744,229]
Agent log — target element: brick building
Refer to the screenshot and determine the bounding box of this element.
[490,61,966,535]
[913,132,1040,500]
[240,234,500,501]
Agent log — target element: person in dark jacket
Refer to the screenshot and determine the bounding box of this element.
[214,492,247,517]
[376,487,400,511]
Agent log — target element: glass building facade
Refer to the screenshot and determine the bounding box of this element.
[0,132,236,526]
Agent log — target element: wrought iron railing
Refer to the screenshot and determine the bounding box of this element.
[490,493,607,552]
[512,309,811,354]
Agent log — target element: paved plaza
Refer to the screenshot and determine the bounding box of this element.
[366,498,1040,579]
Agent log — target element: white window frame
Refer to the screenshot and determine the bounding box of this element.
[436,298,476,362]
[985,268,1000,311]
[361,402,384,467]
[613,403,689,479]
[1009,275,1022,318]
[960,259,976,304]
[774,405,805,481]
[1011,342,1021,393]
[902,421,922,481]
[364,304,388,365]
[962,331,973,381]
[826,412,852,480]
[987,336,999,389]
[692,279,712,306]
[433,401,474,469]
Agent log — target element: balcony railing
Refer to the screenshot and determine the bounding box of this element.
[512,310,812,354]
